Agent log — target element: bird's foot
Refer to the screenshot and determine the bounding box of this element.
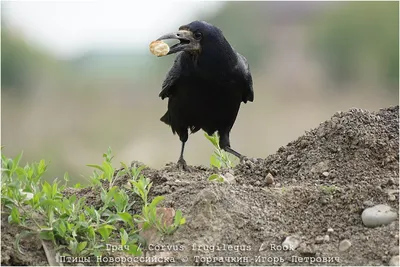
[177,158,191,172]
[239,155,249,164]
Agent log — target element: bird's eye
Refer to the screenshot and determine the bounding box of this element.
[194,32,202,40]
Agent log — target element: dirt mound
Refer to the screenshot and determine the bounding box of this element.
[2,106,399,266]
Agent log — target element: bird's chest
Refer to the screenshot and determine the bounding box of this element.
[177,75,239,102]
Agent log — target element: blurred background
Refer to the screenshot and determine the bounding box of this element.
[2,1,398,184]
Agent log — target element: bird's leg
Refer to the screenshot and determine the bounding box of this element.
[177,130,191,171]
[219,130,246,162]
[223,146,243,159]
[177,141,189,170]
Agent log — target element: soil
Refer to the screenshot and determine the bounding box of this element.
[1,106,399,266]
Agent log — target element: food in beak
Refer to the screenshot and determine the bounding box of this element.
[149,40,170,57]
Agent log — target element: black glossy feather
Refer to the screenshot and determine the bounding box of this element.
[159,21,254,166]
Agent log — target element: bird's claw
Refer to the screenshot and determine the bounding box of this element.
[177,158,191,172]
[239,156,249,164]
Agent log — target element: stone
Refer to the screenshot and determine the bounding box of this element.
[339,239,352,252]
[389,255,399,266]
[390,246,399,256]
[315,236,324,244]
[287,154,295,161]
[266,173,274,185]
[282,235,301,250]
[224,172,235,184]
[362,204,397,227]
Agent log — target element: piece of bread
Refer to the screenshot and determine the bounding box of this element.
[149,40,170,57]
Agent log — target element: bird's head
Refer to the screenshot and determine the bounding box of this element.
[156,21,225,56]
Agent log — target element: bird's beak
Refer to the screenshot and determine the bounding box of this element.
[157,30,200,55]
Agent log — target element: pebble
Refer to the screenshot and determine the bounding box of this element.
[315,236,324,244]
[361,204,397,227]
[324,235,330,242]
[391,246,399,256]
[389,255,399,266]
[224,173,235,184]
[363,200,374,207]
[298,243,315,255]
[266,173,274,185]
[327,228,334,233]
[282,235,301,250]
[287,154,295,161]
[322,172,330,177]
[339,239,352,251]
[311,161,329,173]
[387,189,399,201]
[387,178,395,186]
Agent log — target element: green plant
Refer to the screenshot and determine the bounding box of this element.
[320,185,337,195]
[205,132,237,169]
[207,173,225,183]
[131,175,185,235]
[1,147,185,262]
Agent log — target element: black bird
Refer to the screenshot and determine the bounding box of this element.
[156,21,254,170]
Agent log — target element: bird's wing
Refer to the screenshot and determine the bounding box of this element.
[159,53,183,100]
[236,52,254,103]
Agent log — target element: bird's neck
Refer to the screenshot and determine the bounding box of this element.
[190,40,237,79]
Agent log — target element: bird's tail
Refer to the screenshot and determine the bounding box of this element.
[160,111,171,125]
[161,111,177,134]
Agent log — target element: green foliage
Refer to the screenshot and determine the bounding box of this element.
[130,177,185,235]
[310,2,399,87]
[208,174,225,183]
[204,133,237,182]
[204,132,237,169]
[320,185,337,195]
[1,147,185,260]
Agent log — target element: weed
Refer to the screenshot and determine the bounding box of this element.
[320,185,337,194]
[204,133,237,182]
[1,147,185,261]
[204,132,238,169]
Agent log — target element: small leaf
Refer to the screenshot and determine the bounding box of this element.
[98,225,115,242]
[15,166,26,177]
[39,230,55,241]
[87,226,95,239]
[120,162,129,171]
[120,228,129,246]
[126,243,142,256]
[9,206,21,224]
[58,221,67,235]
[77,242,87,253]
[118,212,134,227]
[63,172,70,182]
[173,210,183,226]
[42,181,52,199]
[86,164,104,172]
[208,174,220,181]
[37,159,47,176]
[149,196,164,209]
[210,154,221,169]
[52,183,58,198]
[13,151,23,170]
